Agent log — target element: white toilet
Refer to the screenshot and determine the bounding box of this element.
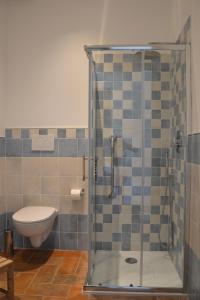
[12,206,58,248]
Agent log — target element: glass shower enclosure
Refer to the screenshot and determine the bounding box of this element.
[84,44,190,293]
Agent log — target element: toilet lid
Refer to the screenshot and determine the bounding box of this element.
[12,206,57,223]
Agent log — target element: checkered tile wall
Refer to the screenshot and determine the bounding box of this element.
[92,51,172,251]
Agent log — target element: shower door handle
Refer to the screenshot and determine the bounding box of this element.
[109,135,117,198]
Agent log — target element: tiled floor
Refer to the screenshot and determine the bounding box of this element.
[0,249,187,300]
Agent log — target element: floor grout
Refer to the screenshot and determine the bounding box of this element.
[0,249,188,300]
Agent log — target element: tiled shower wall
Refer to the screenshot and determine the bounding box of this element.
[93,51,171,251]
[179,17,200,300]
[0,128,89,250]
[169,45,187,278]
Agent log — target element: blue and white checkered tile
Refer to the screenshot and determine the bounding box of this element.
[93,51,174,251]
[3,128,88,157]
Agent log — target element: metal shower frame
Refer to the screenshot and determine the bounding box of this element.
[84,43,191,297]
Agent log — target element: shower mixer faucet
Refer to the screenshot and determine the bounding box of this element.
[175,130,182,153]
[109,135,119,198]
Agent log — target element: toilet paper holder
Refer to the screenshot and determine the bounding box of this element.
[82,156,88,181]
[70,188,84,198]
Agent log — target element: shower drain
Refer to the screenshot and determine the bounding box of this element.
[125,257,138,264]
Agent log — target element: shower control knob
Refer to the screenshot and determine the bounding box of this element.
[94,158,97,182]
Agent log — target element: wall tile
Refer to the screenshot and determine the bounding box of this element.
[23,194,41,207]
[60,232,77,250]
[78,215,88,232]
[22,157,41,175]
[41,157,59,176]
[5,175,22,194]
[40,232,60,250]
[5,195,23,213]
[6,157,22,175]
[77,139,88,156]
[6,139,22,157]
[77,233,88,250]
[40,195,60,211]
[41,176,60,195]
[23,175,41,195]
[59,157,80,176]
[21,128,30,139]
[22,139,40,157]
[0,139,5,157]
[60,176,78,196]
[60,214,77,232]
[40,139,59,157]
[1,128,88,251]
[59,139,77,157]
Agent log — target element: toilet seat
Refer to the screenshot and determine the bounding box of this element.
[12,206,57,224]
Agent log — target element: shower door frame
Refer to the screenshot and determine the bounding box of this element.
[84,43,191,295]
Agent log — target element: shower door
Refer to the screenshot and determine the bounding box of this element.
[85,45,188,292]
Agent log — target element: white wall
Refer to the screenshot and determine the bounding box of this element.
[172,0,200,133]
[0,0,7,128]
[4,0,174,128]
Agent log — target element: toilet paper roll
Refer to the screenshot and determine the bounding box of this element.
[70,189,84,200]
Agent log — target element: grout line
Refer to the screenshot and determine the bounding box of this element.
[74,252,83,274]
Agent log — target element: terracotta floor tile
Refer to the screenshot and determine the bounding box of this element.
[15,272,36,294]
[53,274,84,286]
[57,252,83,259]
[43,256,64,266]
[43,297,68,300]
[58,258,80,274]
[67,291,96,300]
[67,286,84,298]
[0,250,88,299]
[77,260,87,270]
[33,265,57,284]
[16,296,43,300]
[50,251,81,258]
[80,252,88,262]
[31,251,54,264]
[75,262,88,281]
[26,283,70,297]
[14,262,42,273]
[32,250,53,258]
[67,285,97,300]
[14,249,35,263]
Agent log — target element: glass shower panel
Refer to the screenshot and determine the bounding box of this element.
[89,51,144,286]
[141,49,186,288]
[88,56,97,282]
[86,45,188,291]
[141,50,173,287]
[169,49,187,282]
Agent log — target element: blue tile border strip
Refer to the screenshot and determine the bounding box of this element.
[2,128,88,157]
[188,133,200,164]
[4,128,88,139]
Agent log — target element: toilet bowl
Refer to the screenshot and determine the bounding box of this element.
[12,206,58,248]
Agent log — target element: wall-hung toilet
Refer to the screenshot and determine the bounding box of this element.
[12,206,58,248]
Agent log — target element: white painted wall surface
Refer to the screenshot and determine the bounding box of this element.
[4,0,174,128]
[0,0,7,128]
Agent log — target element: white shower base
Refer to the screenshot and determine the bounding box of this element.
[91,251,182,288]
